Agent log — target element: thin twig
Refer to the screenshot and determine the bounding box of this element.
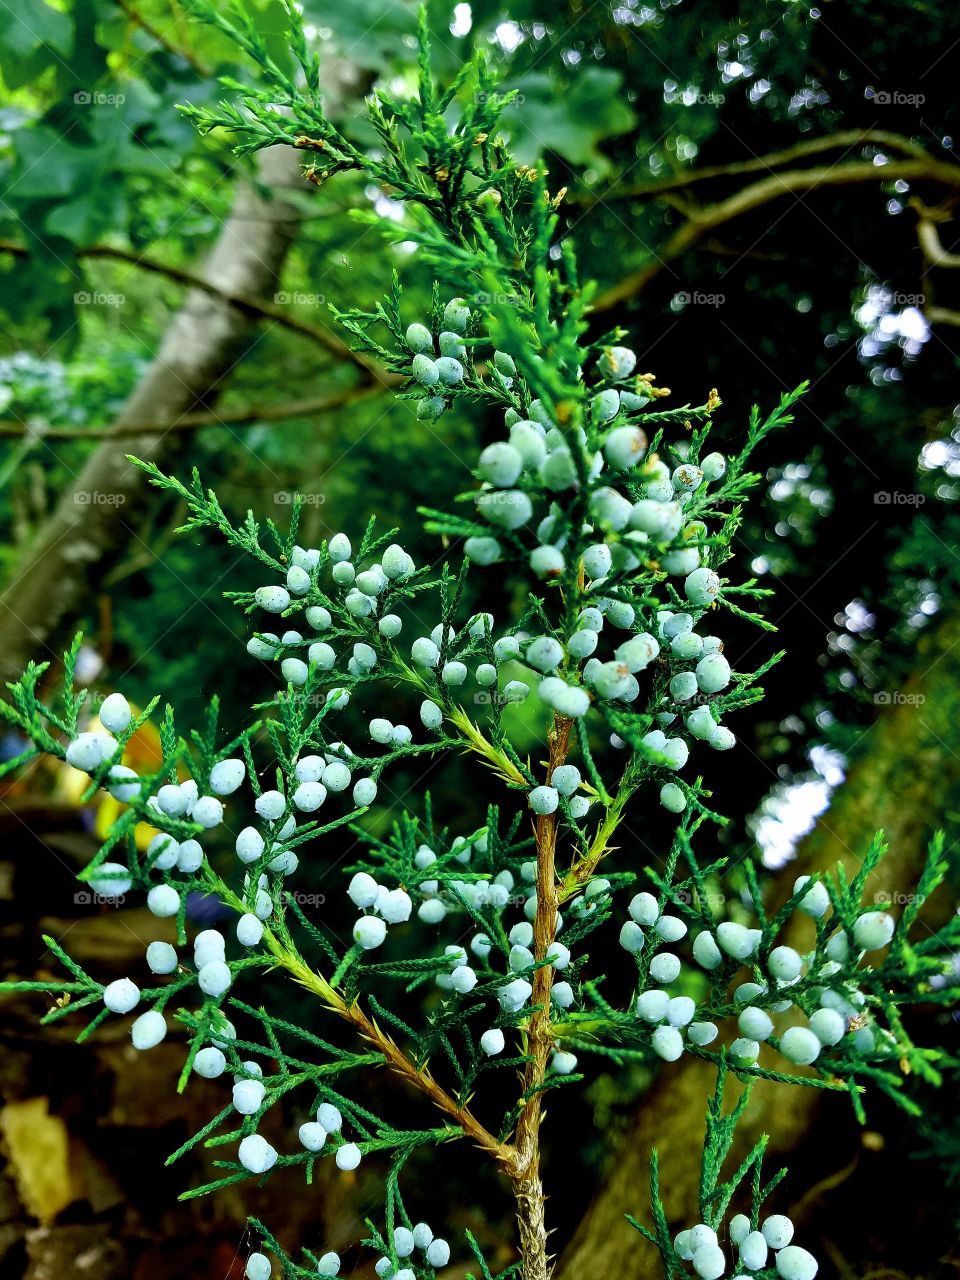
[0,239,398,387]
[513,712,573,1280]
[591,156,960,311]
[0,383,386,441]
[575,128,935,206]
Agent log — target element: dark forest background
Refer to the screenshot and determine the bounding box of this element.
[0,1,958,1276]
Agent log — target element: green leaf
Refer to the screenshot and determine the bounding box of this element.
[501,68,636,172]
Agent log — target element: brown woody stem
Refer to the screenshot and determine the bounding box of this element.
[512,713,573,1280]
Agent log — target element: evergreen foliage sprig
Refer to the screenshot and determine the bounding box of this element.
[1,9,956,1280]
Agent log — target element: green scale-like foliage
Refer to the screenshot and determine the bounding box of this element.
[2,7,957,1280]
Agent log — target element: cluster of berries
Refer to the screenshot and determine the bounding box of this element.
[675,1214,818,1280]
[618,876,899,1071]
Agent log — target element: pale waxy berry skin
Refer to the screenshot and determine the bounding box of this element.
[298,1121,327,1152]
[692,1243,726,1280]
[198,961,232,998]
[738,1006,774,1042]
[779,1026,821,1066]
[131,1010,166,1050]
[354,916,387,950]
[740,1231,769,1271]
[728,1214,751,1246]
[348,872,379,909]
[335,1142,362,1171]
[768,945,803,981]
[99,692,132,735]
[66,731,116,772]
[233,1079,266,1115]
[317,1103,342,1133]
[147,941,177,974]
[103,978,140,1014]
[852,911,896,950]
[730,1037,760,1066]
[717,922,758,961]
[529,786,559,815]
[255,790,286,822]
[762,1216,795,1249]
[245,1252,272,1280]
[636,990,670,1022]
[426,1239,451,1268]
[211,758,245,795]
[775,1246,818,1280]
[660,782,686,813]
[316,1253,341,1277]
[552,1050,578,1075]
[238,1134,277,1175]
[687,1021,718,1046]
[794,875,830,918]
[808,1007,845,1046]
[650,952,681,984]
[684,566,721,606]
[480,1028,506,1056]
[652,1025,684,1062]
[692,930,723,970]
[147,885,180,918]
[193,929,225,967]
[393,1226,416,1258]
[654,915,687,943]
[194,1047,227,1079]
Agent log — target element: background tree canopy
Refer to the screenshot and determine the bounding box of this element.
[0,1,957,1278]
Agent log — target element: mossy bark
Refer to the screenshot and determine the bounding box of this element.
[555,610,960,1280]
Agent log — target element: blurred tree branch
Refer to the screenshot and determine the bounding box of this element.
[0,383,386,441]
[589,132,960,311]
[0,238,396,386]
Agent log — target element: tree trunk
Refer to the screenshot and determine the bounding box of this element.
[555,608,960,1280]
[0,144,308,688]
